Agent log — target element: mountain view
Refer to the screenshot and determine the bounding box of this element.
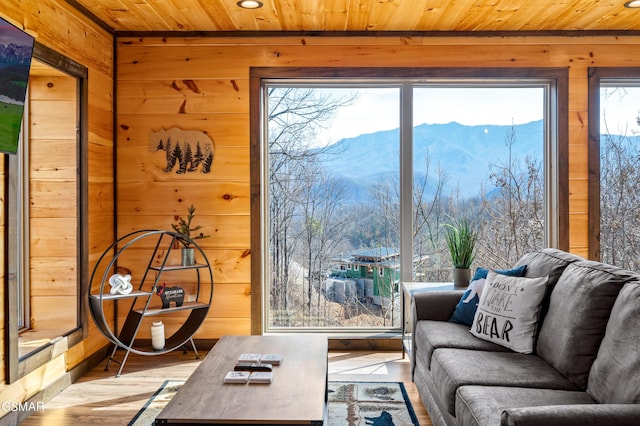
[0,43,33,103]
[318,120,544,200]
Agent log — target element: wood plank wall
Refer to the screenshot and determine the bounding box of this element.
[0,0,113,414]
[29,74,78,334]
[116,35,640,337]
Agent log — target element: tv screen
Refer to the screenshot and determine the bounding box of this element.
[0,17,34,154]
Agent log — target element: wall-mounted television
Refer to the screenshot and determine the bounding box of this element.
[0,17,34,154]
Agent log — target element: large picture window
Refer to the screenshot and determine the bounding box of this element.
[251,68,568,334]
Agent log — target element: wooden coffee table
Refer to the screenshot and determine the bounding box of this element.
[154,335,328,425]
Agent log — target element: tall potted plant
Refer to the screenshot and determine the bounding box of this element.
[171,204,209,265]
[444,218,477,289]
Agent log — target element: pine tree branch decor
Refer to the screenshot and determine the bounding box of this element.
[171,204,210,248]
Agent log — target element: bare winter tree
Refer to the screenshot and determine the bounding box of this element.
[370,177,401,327]
[597,88,640,269]
[599,125,640,270]
[412,154,451,282]
[477,124,544,268]
[267,87,355,326]
[296,162,354,326]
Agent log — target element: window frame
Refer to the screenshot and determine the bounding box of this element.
[5,41,89,383]
[587,67,640,261]
[7,98,30,332]
[250,67,569,335]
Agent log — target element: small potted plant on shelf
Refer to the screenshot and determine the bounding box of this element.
[443,217,477,289]
[171,204,209,265]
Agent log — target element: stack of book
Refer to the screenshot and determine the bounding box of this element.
[223,371,250,383]
[237,353,283,365]
[248,371,273,384]
[223,353,283,384]
[260,354,283,365]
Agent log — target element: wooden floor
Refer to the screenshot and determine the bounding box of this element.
[19,348,432,425]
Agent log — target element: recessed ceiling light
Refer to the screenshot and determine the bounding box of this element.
[237,0,263,9]
[624,0,640,7]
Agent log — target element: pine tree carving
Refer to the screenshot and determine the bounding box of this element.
[193,141,204,169]
[184,143,196,172]
[164,138,176,172]
[202,151,213,173]
[177,143,190,174]
[172,143,183,174]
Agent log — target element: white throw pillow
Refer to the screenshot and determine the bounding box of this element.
[470,271,549,354]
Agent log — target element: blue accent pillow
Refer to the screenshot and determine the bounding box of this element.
[448,264,528,326]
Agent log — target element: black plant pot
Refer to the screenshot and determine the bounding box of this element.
[453,268,471,289]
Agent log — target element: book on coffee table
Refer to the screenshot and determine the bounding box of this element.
[248,371,273,384]
[237,353,262,363]
[260,354,283,365]
[224,371,250,384]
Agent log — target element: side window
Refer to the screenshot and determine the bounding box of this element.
[4,44,87,382]
[589,68,640,268]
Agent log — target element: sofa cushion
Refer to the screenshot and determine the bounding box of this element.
[449,265,528,326]
[515,248,583,326]
[587,281,640,404]
[455,385,595,426]
[536,260,638,389]
[470,272,549,353]
[515,248,583,285]
[431,348,578,416]
[414,320,509,370]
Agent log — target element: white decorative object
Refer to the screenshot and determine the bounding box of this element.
[151,321,165,351]
[108,273,133,295]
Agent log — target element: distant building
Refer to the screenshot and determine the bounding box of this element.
[328,247,400,305]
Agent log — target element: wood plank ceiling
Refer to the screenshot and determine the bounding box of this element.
[70,0,640,33]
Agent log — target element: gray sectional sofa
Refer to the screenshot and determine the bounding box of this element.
[410,248,640,426]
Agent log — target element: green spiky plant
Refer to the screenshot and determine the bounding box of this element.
[171,204,209,248]
[443,218,477,269]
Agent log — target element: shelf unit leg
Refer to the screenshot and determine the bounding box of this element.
[104,344,119,371]
[189,338,200,359]
[116,349,132,377]
[103,344,134,377]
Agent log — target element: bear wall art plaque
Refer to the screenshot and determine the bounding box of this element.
[150,127,214,174]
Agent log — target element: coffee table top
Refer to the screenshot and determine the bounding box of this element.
[155,335,328,425]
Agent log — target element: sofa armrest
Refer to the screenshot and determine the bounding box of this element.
[501,404,640,426]
[412,290,462,322]
[410,290,463,380]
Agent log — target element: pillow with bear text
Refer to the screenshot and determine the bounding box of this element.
[470,271,548,354]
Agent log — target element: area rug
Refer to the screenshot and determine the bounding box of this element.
[128,380,183,426]
[129,380,420,426]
